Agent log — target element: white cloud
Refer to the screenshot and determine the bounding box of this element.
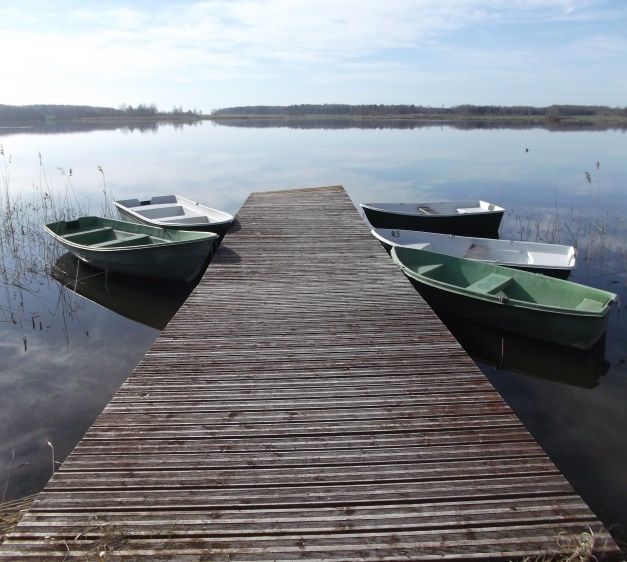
[0,0,623,107]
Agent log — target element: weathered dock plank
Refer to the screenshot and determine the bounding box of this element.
[0,185,619,560]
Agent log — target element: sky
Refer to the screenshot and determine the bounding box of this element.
[1,0,626,112]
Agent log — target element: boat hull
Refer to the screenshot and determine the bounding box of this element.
[65,239,214,282]
[408,277,610,350]
[362,206,503,237]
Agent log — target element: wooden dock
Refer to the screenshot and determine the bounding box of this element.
[0,185,619,560]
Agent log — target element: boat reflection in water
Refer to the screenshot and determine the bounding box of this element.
[437,312,609,389]
[51,253,194,331]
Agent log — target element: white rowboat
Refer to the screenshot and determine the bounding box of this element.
[115,195,234,235]
[370,227,576,278]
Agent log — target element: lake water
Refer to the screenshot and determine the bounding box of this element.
[0,120,625,542]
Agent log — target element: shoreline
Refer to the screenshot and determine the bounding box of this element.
[205,113,627,126]
[2,113,627,133]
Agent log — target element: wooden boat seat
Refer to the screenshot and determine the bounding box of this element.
[467,273,513,294]
[575,298,604,313]
[91,234,153,248]
[417,206,436,215]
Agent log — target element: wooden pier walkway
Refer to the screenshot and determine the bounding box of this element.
[0,186,619,560]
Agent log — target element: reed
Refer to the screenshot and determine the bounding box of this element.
[0,148,98,334]
[98,165,117,218]
[0,451,14,505]
[505,203,625,280]
[0,494,36,545]
[0,148,112,508]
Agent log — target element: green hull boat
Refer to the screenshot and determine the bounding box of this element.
[45,216,218,282]
[391,246,617,349]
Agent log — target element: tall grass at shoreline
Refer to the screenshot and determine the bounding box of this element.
[504,164,626,281]
[0,149,117,517]
[0,148,117,348]
[506,204,626,276]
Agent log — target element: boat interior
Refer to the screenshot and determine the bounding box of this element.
[377,228,575,269]
[368,200,503,216]
[62,226,165,248]
[465,244,533,264]
[409,241,550,268]
[135,205,210,225]
[412,259,607,312]
[118,197,211,225]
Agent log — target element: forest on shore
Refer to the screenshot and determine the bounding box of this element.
[2,103,626,130]
[0,104,202,124]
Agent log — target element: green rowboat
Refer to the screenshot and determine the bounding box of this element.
[44,216,218,282]
[391,246,617,349]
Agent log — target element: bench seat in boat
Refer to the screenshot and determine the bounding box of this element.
[467,273,513,294]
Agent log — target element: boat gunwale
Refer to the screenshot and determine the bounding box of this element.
[371,228,576,272]
[391,247,616,318]
[360,201,505,218]
[114,195,234,228]
[43,223,217,253]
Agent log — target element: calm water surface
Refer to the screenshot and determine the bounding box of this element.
[0,121,625,541]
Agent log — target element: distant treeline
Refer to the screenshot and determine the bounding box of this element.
[0,104,202,123]
[211,104,627,119]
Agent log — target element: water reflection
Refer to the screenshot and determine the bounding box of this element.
[51,253,193,331]
[1,123,626,540]
[438,312,609,389]
[0,119,202,137]
[0,162,160,501]
[213,117,627,132]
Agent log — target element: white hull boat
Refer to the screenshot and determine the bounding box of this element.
[370,226,576,278]
[115,195,234,236]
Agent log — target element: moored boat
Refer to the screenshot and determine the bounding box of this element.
[114,195,234,236]
[44,216,218,282]
[391,246,616,349]
[361,200,504,237]
[370,227,576,278]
